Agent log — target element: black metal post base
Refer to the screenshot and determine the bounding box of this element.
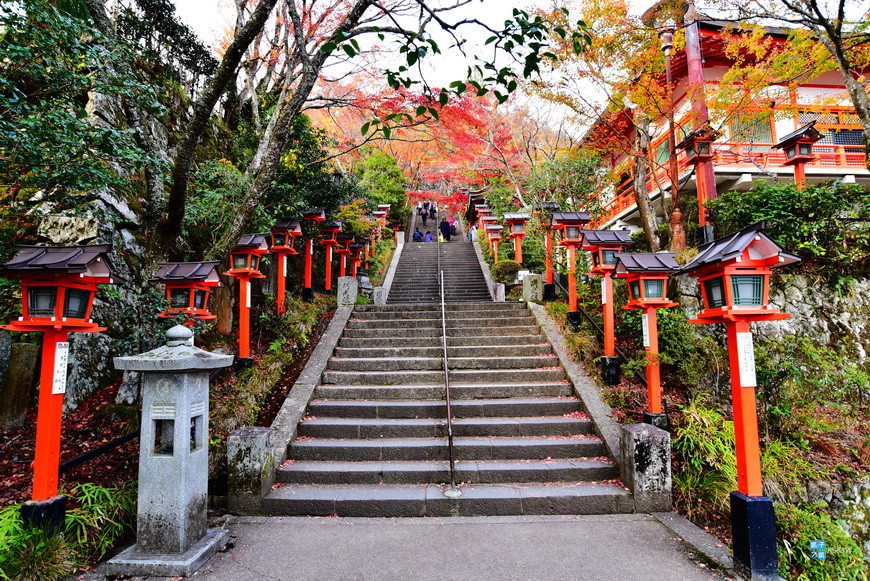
[699,224,716,245]
[643,411,670,431]
[302,287,314,302]
[543,283,557,301]
[602,356,620,386]
[566,311,582,332]
[730,492,779,581]
[20,495,66,532]
[234,357,254,372]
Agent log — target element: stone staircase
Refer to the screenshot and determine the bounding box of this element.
[387,240,490,303]
[262,302,631,516]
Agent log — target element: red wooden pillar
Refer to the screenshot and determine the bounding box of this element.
[567,245,577,311]
[32,330,68,501]
[303,239,313,292]
[324,245,333,291]
[726,319,763,496]
[513,237,523,264]
[545,229,554,285]
[276,254,287,315]
[237,276,252,358]
[643,307,662,415]
[602,275,615,357]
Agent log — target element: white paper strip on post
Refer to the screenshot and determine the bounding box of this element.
[642,313,650,348]
[246,281,251,308]
[601,278,607,304]
[735,332,757,387]
[283,255,287,272]
[52,342,70,395]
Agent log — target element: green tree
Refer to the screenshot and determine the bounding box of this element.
[358,151,407,208]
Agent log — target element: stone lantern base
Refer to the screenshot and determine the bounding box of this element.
[104,528,229,577]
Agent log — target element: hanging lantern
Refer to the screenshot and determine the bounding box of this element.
[152,261,221,320]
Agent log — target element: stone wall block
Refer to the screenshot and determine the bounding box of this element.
[337,276,358,306]
[522,274,543,303]
[228,426,275,514]
[0,343,39,430]
[620,423,672,512]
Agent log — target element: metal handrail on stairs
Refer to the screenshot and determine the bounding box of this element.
[437,228,461,498]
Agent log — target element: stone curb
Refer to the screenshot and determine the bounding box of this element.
[266,305,354,483]
[526,302,622,463]
[469,236,501,302]
[652,511,736,576]
[381,236,404,301]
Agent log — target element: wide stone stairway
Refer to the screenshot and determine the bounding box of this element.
[262,300,631,516]
[387,240,490,303]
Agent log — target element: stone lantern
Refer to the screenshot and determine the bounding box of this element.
[582,229,633,385]
[0,244,118,522]
[613,252,679,428]
[678,222,800,580]
[152,261,222,321]
[106,326,233,577]
[772,121,822,189]
[224,233,268,362]
[503,212,530,264]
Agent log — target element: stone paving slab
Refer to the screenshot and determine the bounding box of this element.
[121,514,733,580]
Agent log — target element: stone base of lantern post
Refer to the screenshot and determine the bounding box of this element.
[566,311,582,331]
[301,287,314,302]
[234,357,254,372]
[730,492,780,581]
[20,495,66,532]
[104,528,229,577]
[602,355,620,386]
[543,283,556,301]
[643,411,670,431]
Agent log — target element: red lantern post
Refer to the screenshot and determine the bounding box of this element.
[772,121,822,190]
[476,205,492,231]
[372,210,388,243]
[613,252,680,428]
[224,234,269,360]
[677,123,720,244]
[550,212,591,318]
[581,229,633,386]
[485,224,503,262]
[335,233,354,278]
[679,223,800,579]
[541,202,561,300]
[503,212,530,264]
[0,245,118,518]
[320,221,342,292]
[348,243,364,277]
[152,261,222,322]
[301,207,326,302]
[270,220,301,315]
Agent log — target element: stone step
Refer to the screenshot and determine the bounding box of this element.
[276,458,617,485]
[334,344,553,359]
[263,482,632,517]
[297,416,592,439]
[321,368,566,385]
[289,435,606,461]
[347,315,538,327]
[307,397,582,419]
[314,382,574,400]
[354,303,513,313]
[327,356,559,372]
[341,325,542,338]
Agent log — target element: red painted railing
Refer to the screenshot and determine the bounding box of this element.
[597,143,866,226]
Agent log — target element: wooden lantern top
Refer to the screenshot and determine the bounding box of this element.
[377,204,391,211]
[232,233,270,254]
[302,206,327,221]
[372,210,388,217]
[581,229,633,250]
[550,211,591,229]
[1,244,117,282]
[613,252,679,276]
[272,219,302,235]
[676,122,720,151]
[151,261,222,286]
[772,121,822,165]
[503,212,530,224]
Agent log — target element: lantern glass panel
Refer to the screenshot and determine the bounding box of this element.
[565,226,580,240]
[273,233,287,247]
[644,279,664,298]
[785,145,796,159]
[698,141,710,155]
[687,143,697,158]
[170,288,190,308]
[63,288,90,319]
[252,255,260,272]
[799,143,812,155]
[703,277,725,308]
[629,280,640,300]
[194,289,207,309]
[602,250,618,265]
[731,275,764,306]
[28,287,57,317]
[232,253,248,269]
[513,223,524,233]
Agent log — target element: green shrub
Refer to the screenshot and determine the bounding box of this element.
[492,259,521,284]
[0,481,137,580]
[706,181,870,265]
[776,502,868,581]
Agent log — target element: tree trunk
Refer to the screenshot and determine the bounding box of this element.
[632,114,660,252]
[160,0,281,253]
